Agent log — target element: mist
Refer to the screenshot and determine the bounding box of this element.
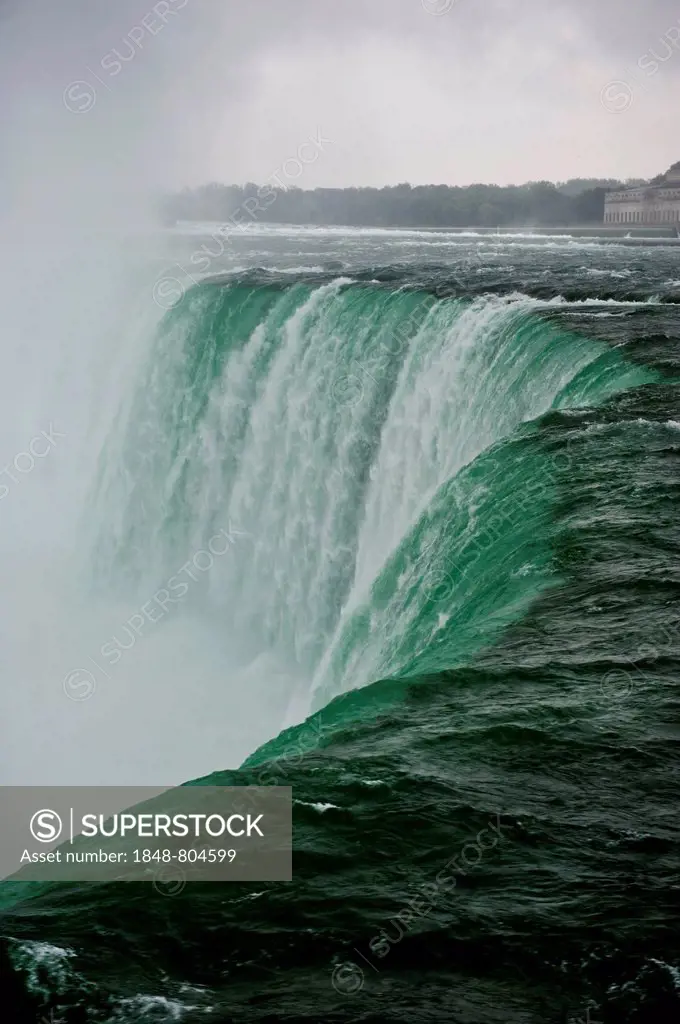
[0,0,284,786]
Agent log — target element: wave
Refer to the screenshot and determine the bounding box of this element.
[191,266,680,304]
[172,221,584,240]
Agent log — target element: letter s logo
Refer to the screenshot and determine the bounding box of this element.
[30,809,63,843]
[63,81,96,114]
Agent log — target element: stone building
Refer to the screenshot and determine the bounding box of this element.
[604,162,680,225]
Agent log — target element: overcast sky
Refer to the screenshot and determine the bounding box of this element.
[1,0,679,201]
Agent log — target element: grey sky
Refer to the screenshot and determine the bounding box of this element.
[1,0,679,201]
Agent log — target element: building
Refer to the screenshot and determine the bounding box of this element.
[604,162,680,226]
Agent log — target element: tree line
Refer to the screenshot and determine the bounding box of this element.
[161,177,647,229]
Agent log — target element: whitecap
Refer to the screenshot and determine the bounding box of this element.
[7,940,77,998]
[108,993,215,1021]
[294,799,340,813]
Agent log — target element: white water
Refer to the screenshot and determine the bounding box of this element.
[3,211,662,788]
[88,276,655,742]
